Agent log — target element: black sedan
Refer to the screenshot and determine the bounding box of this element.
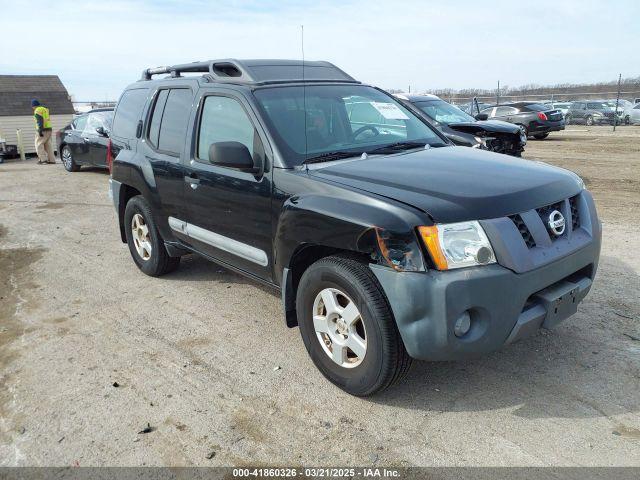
[479,102,564,139]
[56,108,113,172]
[396,94,526,156]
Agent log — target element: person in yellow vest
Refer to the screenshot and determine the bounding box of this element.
[32,99,56,164]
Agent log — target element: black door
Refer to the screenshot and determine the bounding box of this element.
[66,114,91,165]
[84,112,111,166]
[138,87,194,226]
[180,91,273,281]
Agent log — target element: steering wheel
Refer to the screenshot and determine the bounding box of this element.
[352,125,380,141]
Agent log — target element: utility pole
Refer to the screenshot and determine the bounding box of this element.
[497,80,500,105]
[614,73,622,132]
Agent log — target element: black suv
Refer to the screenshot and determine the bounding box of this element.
[396,94,526,156]
[480,102,565,139]
[109,59,601,396]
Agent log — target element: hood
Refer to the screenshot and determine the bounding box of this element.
[447,120,521,135]
[308,146,582,223]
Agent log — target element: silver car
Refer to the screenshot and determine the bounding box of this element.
[629,103,640,125]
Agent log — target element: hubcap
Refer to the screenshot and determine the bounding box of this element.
[131,213,152,261]
[62,148,72,168]
[312,288,367,368]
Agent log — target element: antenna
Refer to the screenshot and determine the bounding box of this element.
[302,24,308,170]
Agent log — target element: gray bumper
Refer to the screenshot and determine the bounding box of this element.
[371,191,602,361]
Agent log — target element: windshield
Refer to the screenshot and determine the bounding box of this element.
[253,85,446,166]
[413,100,476,124]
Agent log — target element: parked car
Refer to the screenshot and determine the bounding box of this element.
[395,94,526,156]
[109,59,601,396]
[565,101,615,126]
[605,99,634,125]
[629,103,640,125]
[56,108,113,172]
[458,100,492,115]
[479,102,565,139]
[543,101,572,118]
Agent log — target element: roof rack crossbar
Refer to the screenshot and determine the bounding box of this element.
[141,62,212,80]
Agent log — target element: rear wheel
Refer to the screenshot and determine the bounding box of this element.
[296,255,411,396]
[61,145,80,172]
[124,195,180,276]
[586,115,594,126]
[533,133,549,140]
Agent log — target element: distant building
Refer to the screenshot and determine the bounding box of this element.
[0,75,75,154]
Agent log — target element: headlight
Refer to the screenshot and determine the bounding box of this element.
[418,221,496,270]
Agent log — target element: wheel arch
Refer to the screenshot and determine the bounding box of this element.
[274,192,428,328]
[117,184,143,242]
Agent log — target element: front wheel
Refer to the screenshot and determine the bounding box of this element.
[124,195,180,276]
[296,255,411,396]
[61,145,80,172]
[625,115,630,125]
[565,115,571,125]
[586,115,594,126]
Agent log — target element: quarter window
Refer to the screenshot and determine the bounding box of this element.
[197,96,256,161]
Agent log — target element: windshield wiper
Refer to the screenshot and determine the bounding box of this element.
[302,151,362,165]
[366,141,427,155]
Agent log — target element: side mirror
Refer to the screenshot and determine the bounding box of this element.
[95,126,108,137]
[208,141,257,172]
[475,113,489,121]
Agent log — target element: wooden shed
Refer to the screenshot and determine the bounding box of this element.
[0,75,75,154]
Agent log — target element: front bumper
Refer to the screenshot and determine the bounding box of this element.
[372,191,601,361]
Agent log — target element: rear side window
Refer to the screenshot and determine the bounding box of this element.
[112,89,148,138]
[73,115,87,131]
[156,89,192,155]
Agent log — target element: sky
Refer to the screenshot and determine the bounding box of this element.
[0,0,638,101]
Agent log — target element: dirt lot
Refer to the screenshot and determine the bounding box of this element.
[0,126,639,467]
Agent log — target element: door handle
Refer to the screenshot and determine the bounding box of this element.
[184,174,200,189]
[83,137,90,142]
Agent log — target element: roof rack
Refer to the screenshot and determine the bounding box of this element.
[140,59,359,85]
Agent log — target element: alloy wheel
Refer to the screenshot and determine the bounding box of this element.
[131,213,152,261]
[312,288,367,368]
[62,147,72,169]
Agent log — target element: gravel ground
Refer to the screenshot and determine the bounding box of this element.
[0,125,639,467]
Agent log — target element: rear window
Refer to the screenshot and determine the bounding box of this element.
[112,88,148,138]
[519,103,548,112]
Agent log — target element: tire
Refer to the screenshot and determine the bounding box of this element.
[533,133,549,140]
[124,195,180,276]
[565,115,571,125]
[625,115,630,125]
[61,145,80,172]
[586,115,593,126]
[296,254,411,396]
[517,124,528,137]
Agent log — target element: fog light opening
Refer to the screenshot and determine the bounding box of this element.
[454,311,472,338]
